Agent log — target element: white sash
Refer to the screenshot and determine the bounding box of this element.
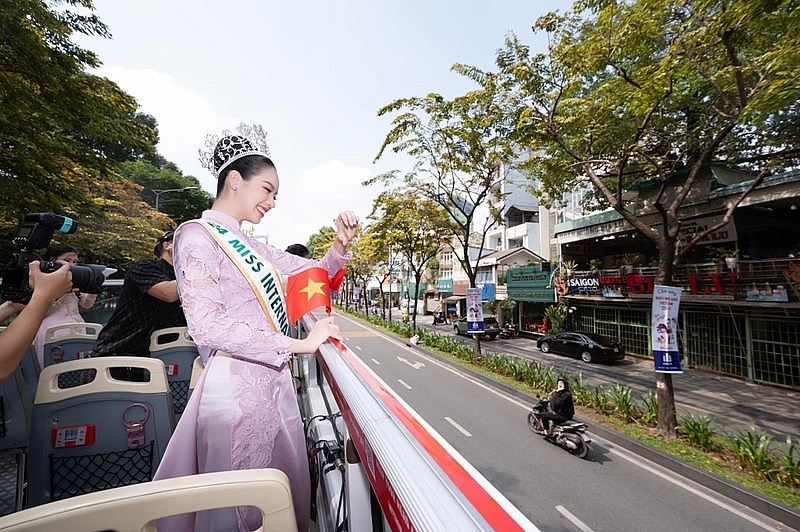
[184,219,290,336]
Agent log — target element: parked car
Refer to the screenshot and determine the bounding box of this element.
[453,316,500,340]
[536,332,625,363]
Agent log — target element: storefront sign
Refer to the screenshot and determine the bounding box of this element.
[436,279,453,292]
[566,273,600,294]
[676,214,738,246]
[507,266,555,302]
[651,285,682,373]
[557,219,627,244]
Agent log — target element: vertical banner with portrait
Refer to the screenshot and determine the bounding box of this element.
[651,285,682,373]
[466,287,484,333]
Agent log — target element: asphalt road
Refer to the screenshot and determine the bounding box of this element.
[337,313,790,532]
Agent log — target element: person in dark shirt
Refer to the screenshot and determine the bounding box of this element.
[539,377,575,436]
[92,231,186,377]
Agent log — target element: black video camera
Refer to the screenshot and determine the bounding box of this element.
[0,213,106,303]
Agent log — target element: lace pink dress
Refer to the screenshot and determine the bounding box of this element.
[153,210,349,532]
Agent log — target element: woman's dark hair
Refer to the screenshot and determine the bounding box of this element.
[285,243,310,258]
[217,154,276,196]
[44,244,78,261]
[154,231,175,258]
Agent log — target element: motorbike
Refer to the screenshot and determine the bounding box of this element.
[432,311,447,325]
[498,323,519,339]
[527,395,591,459]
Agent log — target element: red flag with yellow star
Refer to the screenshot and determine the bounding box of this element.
[329,268,346,292]
[286,267,332,323]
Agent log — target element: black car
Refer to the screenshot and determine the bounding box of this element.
[453,316,500,340]
[536,332,625,363]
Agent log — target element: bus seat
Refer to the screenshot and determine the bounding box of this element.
[189,356,205,393]
[17,345,40,407]
[148,326,200,419]
[42,323,102,389]
[26,357,174,508]
[0,368,32,516]
[0,468,297,532]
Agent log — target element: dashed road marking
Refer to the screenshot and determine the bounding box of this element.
[445,416,472,437]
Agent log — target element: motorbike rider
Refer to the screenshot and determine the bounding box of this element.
[539,377,575,436]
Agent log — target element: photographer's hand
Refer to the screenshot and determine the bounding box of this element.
[0,260,72,383]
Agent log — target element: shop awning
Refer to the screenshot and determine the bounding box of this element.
[443,296,466,303]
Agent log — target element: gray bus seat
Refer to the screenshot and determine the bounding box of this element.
[0,368,32,516]
[148,326,200,419]
[27,357,174,508]
[17,346,40,402]
[0,468,297,532]
[42,322,102,389]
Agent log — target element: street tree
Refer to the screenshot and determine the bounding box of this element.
[117,159,208,224]
[466,0,800,435]
[0,0,161,265]
[371,84,518,355]
[368,190,454,333]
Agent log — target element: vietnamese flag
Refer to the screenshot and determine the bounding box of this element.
[329,268,346,292]
[286,267,332,323]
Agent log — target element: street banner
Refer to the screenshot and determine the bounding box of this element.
[466,287,484,333]
[651,285,682,373]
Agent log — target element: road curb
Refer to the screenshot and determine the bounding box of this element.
[403,340,800,529]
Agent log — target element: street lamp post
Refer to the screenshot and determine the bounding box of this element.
[150,186,199,211]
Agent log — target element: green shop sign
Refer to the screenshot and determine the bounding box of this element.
[507,266,555,302]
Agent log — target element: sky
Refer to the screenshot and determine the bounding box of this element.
[75,0,572,250]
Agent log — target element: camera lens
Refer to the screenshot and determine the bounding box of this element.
[40,261,106,294]
[69,264,106,294]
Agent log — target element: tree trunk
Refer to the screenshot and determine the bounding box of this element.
[656,373,677,436]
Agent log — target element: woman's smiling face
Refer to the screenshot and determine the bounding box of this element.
[239,167,279,224]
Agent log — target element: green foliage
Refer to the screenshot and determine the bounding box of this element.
[544,298,575,333]
[371,83,517,287]
[116,160,208,224]
[0,1,171,271]
[641,391,659,426]
[679,414,717,451]
[775,436,800,488]
[732,425,776,481]
[608,383,636,422]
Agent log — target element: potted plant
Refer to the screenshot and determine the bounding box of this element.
[589,258,604,271]
[560,259,577,277]
[707,246,739,271]
[621,253,640,274]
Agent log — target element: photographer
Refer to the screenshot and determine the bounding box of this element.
[0,261,72,383]
[0,244,99,367]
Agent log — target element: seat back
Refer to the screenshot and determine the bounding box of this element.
[0,468,297,532]
[17,346,41,402]
[0,368,32,516]
[42,322,102,367]
[148,327,200,418]
[27,357,174,508]
[189,356,205,392]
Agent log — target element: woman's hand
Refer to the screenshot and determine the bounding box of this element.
[290,316,342,354]
[334,210,359,252]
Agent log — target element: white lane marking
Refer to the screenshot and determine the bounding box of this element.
[371,358,381,365]
[608,447,782,532]
[397,356,425,369]
[397,379,412,390]
[354,345,362,350]
[445,416,472,437]
[555,505,594,532]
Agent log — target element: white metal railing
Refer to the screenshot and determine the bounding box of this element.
[303,314,538,532]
